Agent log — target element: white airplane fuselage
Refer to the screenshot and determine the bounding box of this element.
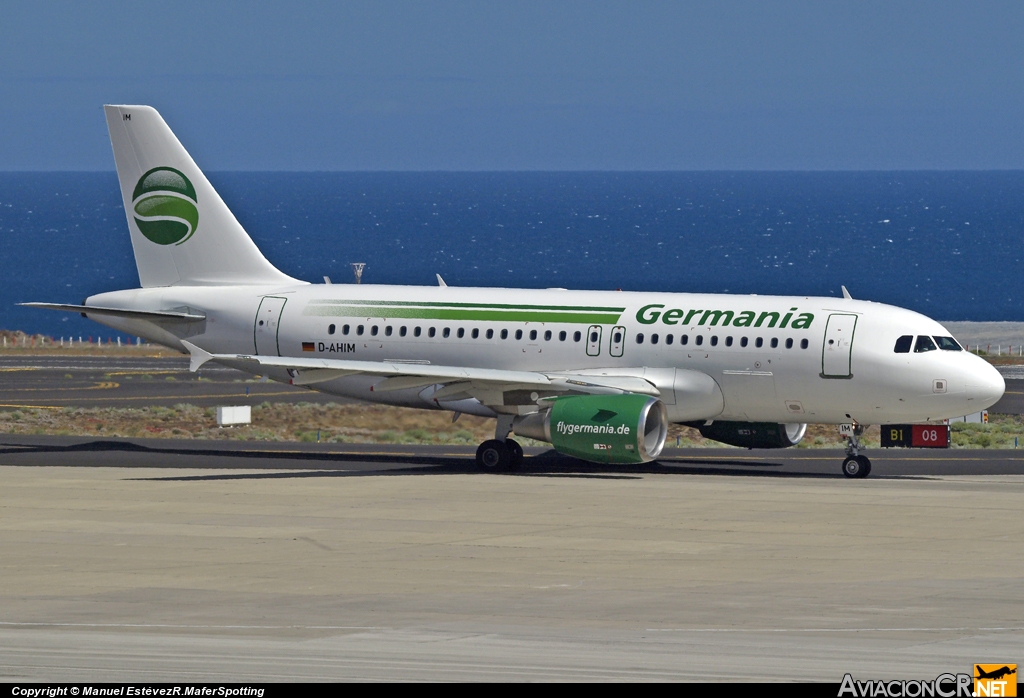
[85,282,1005,426]
[27,104,1007,476]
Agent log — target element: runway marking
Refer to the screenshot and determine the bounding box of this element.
[661,455,1024,462]
[1,621,1020,634]
[2,381,129,392]
[646,627,1024,633]
[103,370,188,376]
[0,389,309,406]
[0,621,387,630]
[0,403,62,410]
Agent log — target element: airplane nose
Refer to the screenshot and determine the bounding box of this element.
[965,361,1005,410]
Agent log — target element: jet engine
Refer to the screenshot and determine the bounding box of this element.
[688,421,807,449]
[513,394,668,464]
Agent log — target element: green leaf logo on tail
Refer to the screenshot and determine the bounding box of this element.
[132,167,199,245]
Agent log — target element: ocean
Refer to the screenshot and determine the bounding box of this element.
[2,171,1023,340]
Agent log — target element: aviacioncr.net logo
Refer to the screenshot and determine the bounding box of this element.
[132,167,199,245]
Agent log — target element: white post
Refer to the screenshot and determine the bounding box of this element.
[117,337,121,347]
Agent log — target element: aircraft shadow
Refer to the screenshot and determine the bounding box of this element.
[0,438,925,481]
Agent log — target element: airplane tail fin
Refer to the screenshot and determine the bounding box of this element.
[104,105,301,288]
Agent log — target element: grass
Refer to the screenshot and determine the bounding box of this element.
[0,401,1019,448]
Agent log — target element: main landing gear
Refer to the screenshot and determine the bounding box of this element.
[475,415,523,472]
[842,424,871,479]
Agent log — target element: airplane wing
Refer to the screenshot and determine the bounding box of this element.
[182,341,660,407]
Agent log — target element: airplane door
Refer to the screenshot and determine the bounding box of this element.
[586,325,602,357]
[254,296,287,355]
[609,325,625,357]
[822,313,857,378]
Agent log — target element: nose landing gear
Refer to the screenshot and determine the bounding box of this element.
[842,424,871,478]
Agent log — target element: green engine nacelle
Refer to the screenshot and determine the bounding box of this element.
[512,394,668,464]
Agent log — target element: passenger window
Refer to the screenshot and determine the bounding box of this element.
[371,326,378,336]
[428,327,436,338]
[414,326,421,337]
[785,338,793,349]
[590,331,598,343]
[342,324,350,335]
[695,335,703,346]
[559,331,567,341]
[400,326,407,337]
[574,331,582,342]
[914,335,937,353]
[515,329,523,340]
[471,328,478,339]
[636,333,645,344]
[544,330,551,341]
[486,329,494,339]
[385,326,393,337]
[800,338,808,349]
[725,336,733,347]
[651,334,659,345]
[443,328,451,338]
[529,330,537,341]
[456,328,464,338]
[755,337,763,348]
[501,329,508,339]
[740,337,748,347]
[328,324,336,335]
[934,336,962,351]
[357,325,364,336]
[710,336,718,347]
[770,337,778,348]
[681,335,688,346]
[613,330,622,343]
[665,334,674,346]
[894,335,913,353]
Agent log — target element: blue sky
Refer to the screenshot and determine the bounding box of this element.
[2,1,1023,170]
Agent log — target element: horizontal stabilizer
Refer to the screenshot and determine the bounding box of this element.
[20,302,206,321]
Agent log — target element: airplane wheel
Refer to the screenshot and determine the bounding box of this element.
[842,456,870,479]
[476,439,510,472]
[506,439,524,470]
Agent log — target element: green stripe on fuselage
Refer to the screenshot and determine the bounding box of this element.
[303,304,622,324]
[307,299,625,313]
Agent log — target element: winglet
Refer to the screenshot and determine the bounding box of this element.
[436,274,447,287]
[841,285,852,299]
[181,340,213,372]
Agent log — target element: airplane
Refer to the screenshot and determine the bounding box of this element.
[24,105,1006,478]
[976,666,1016,681]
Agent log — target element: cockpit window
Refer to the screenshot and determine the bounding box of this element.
[894,335,913,353]
[933,336,962,351]
[914,335,937,353]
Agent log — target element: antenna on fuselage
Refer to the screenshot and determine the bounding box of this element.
[841,285,852,299]
[350,263,365,284]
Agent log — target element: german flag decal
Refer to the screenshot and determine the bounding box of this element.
[302,342,315,352]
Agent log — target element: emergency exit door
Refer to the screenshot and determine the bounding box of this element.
[822,313,857,378]
[254,296,287,355]
[610,325,625,357]
[586,325,602,357]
